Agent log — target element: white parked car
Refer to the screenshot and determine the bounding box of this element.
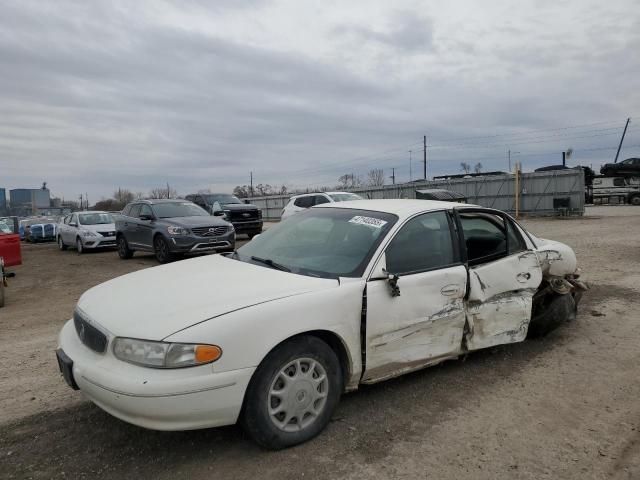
[280,191,364,219]
[56,200,586,449]
[57,211,117,253]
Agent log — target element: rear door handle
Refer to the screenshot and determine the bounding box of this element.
[441,284,461,296]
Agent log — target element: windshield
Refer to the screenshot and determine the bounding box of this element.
[0,219,12,234]
[235,208,397,279]
[78,213,113,225]
[328,193,363,202]
[152,202,209,218]
[203,194,243,205]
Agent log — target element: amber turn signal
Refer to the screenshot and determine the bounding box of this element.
[195,345,223,363]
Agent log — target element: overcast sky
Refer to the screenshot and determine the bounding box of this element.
[1,0,639,201]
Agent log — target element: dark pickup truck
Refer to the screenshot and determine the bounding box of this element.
[185,193,263,238]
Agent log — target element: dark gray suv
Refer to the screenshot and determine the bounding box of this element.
[116,199,235,263]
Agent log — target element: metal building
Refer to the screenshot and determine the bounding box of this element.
[247,169,585,220]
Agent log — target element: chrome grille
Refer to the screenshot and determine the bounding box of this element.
[192,226,229,237]
[73,311,107,353]
[98,231,116,237]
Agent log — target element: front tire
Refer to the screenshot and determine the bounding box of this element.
[58,236,67,251]
[629,194,640,206]
[241,336,342,450]
[117,235,134,259]
[153,235,174,264]
[76,237,84,254]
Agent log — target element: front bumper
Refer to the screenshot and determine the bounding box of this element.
[57,319,254,430]
[80,236,117,249]
[169,231,236,254]
[231,220,263,234]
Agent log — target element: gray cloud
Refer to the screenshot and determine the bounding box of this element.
[1,0,639,199]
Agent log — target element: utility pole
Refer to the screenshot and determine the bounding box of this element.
[562,151,566,167]
[409,150,413,181]
[250,171,253,197]
[390,168,396,185]
[423,135,427,180]
[508,149,511,172]
[614,117,631,163]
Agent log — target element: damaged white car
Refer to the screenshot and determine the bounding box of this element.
[56,200,587,449]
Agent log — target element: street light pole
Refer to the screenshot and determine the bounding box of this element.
[409,150,413,181]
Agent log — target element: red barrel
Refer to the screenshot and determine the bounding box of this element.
[0,233,22,267]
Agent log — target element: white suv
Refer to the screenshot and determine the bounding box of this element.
[281,192,364,220]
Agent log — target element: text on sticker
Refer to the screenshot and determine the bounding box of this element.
[349,216,388,228]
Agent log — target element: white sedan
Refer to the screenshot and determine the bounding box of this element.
[57,211,117,253]
[56,200,586,449]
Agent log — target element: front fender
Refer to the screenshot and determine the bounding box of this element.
[163,279,365,389]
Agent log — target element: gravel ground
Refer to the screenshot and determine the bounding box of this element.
[1,207,639,479]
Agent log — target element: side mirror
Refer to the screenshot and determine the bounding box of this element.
[213,211,226,217]
[69,222,77,227]
[139,214,154,221]
[369,252,401,297]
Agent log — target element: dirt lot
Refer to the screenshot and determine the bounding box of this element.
[1,207,639,479]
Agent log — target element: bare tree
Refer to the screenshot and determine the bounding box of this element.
[367,168,385,186]
[474,162,483,174]
[337,174,363,190]
[148,184,177,199]
[460,162,471,174]
[114,188,135,205]
[233,186,250,198]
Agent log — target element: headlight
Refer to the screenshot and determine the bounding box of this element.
[167,226,189,235]
[80,229,97,237]
[113,338,222,368]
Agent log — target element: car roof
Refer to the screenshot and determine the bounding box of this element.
[314,199,479,217]
[76,210,109,215]
[291,191,357,198]
[133,199,187,205]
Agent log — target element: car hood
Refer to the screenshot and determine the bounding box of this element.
[162,216,229,227]
[80,223,116,232]
[76,254,337,340]
[222,203,258,210]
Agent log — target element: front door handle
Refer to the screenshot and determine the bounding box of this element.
[441,284,461,296]
[516,272,531,283]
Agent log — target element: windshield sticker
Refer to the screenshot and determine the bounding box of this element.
[349,216,387,229]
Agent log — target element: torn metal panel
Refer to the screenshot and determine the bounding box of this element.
[468,251,542,302]
[363,265,467,384]
[465,289,536,350]
[465,251,542,350]
[534,238,578,276]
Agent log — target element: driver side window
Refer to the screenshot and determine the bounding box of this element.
[139,204,153,218]
[386,211,456,275]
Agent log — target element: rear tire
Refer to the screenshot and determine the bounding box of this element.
[117,235,134,259]
[241,336,342,450]
[528,293,577,338]
[629,194,640,206]
[153,235,174,264]
[58,236,67,251]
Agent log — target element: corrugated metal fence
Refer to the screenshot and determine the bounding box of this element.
[249,170,585,220]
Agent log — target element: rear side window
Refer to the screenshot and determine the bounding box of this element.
[122,204,132,216]
[459,213,507,264]
[314,195,330,205]
[459,211,527,264]
[294,196,314,208]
